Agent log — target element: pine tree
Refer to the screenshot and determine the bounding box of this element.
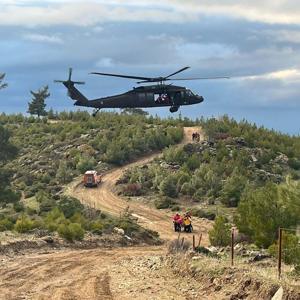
[28,85,50,117]
[0,73,7,90]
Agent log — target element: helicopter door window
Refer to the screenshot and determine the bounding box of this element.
[154,93,170,104]
[154,94,161,103]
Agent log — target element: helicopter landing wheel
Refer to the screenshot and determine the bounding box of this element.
[92,109,100,117]
[170,106,179,113]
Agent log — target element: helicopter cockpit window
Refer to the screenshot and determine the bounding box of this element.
[186,90,194,97]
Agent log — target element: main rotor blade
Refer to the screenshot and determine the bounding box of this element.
[166,76,230,81]
[165,66,190,79]
[90,72,152,81]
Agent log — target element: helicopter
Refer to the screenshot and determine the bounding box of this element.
[55,67,228,116]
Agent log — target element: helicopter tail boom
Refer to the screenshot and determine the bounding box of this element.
[54,68,90,106]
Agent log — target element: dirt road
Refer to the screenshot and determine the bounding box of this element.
[0,127,213,300]
[0,246,214,300]
[70,127,210,242]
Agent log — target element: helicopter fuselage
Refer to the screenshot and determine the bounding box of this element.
[77,84,203,111]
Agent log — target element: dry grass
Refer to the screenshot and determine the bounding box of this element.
[167,237,191,254]
[191,254,300,290]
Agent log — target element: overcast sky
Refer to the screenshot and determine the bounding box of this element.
[0,0,300,135]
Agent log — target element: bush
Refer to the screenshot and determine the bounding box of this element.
[122,183,143,196]
[117,216,139,235]
[58,196,84,218]
[13,201,25,212]
[44,207,67,232]
[58,222,85,241]
[89,220,103,235]
[220,173,247,207]
[159,175,178,198]
[154,197,174,209]
[76,156,96,173]
[14,215,34,233]
[209,216,231,247]
[0,217,14,231]
[190,208,216,220]
[269,233,300,266]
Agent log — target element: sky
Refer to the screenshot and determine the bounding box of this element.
[0,0,300,135]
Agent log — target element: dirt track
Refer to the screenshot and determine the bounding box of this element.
[70,127,210,242]
[0,127,213,300]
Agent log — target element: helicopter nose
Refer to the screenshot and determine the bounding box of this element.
[197,95,204,103]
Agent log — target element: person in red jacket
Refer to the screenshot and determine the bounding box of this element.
[173,213,182,232]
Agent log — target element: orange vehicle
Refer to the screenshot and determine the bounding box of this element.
[83,170,102,187]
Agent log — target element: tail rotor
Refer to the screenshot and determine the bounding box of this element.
[54,68,85,86]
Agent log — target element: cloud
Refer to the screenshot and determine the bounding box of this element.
[0,2,193,27]
[23,33,63,44]
[2,1,300,27]
[242,69,300,81]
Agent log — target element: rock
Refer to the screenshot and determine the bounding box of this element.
[271,287,283,300]
[274,153,289,164]
[251,154,258,162]
[43,236,54,244]
[250,253,271,262]
[113,227,125,235]
[207,246,218,253]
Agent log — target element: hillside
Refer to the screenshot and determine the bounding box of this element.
[118,116,300,213]
[0,112,299,299]
[0,111,183,243]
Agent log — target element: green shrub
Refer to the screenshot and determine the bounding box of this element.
[39,198,55,213]
[154,197,174,209]
[89,220,103,235]
[70,212,88,229]
[116,216,140,235]
[190,208,216,220]
[159,175,178,198]
[58,196,84,218]
[76,156,96,173]
[0,217,14,231]
[220,173,247,207]
[14,215,34,233]
[44,207,67,232]
[13,201,25,212]
[209,216,231,247]
[269,232,300,266]
[58,222,85,241]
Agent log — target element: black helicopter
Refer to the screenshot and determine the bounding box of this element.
[55,67,228,115]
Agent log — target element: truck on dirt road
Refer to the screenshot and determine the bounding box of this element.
[83,170,102,187]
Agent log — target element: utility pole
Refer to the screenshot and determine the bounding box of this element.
[278,228,283,279]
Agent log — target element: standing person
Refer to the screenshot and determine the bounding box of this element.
[173,213,182,232]
[183,213,192,233]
